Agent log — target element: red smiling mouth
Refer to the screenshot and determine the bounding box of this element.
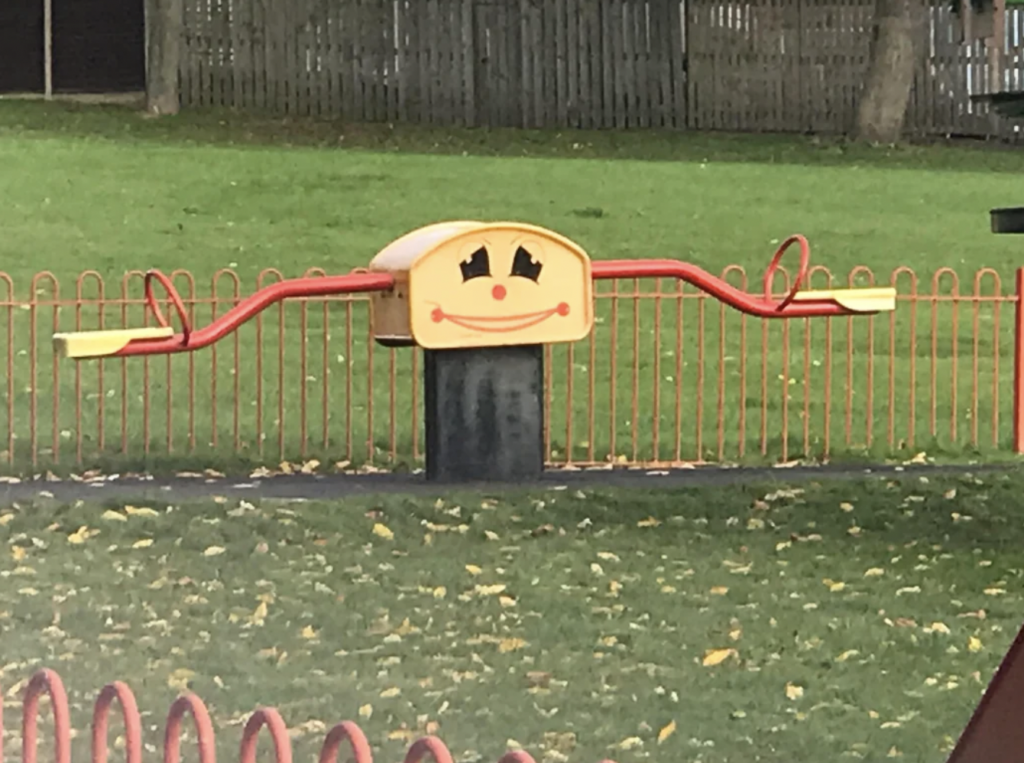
[430,303,570,332]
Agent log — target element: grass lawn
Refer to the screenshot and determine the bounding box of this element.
[1,471,1021,762]
[1,100,1023,473]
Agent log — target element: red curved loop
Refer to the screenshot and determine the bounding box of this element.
[93,682,143,763]
[239,708,293,763]
[763,234,810,310]
[319,721,373,763]
[23,669,72,763]
[497,753,539,763]
[145,270,192,342]
[404,737,455,763]
[163,694,217,763]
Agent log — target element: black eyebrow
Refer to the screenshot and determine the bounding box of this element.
[460,247,491,281]
[510,246,543,282]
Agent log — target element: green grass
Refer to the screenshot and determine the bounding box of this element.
[1,100,1023,474]
[1,472,1022,762]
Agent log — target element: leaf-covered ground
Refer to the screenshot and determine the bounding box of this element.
[2,471,1022,762]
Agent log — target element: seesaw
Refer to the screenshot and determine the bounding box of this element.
[54,222,894,482]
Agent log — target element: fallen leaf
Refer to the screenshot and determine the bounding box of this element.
[785,682,804,700]
[465,564,483,576]
[839,502,855,512]
[132,539,154,549]
[203,546,226,557]
[372,523,394,541]
[167,668,195,691]
[301,625,318,639]
[616,737,644,751]
[864,568,885,577]
[432,586,447,599]
[499,637,527,653]
[657,721,676,744]
[969,636,983,653]
[637,517,661,528]
[358,704,373,719]
[11,546,26,561]
[926,622,951,635]
[124,506,160,518]
[702,648,737,667]
[251,601,268,626]
[380,687,401,698]
[101,510,127,522]
[710,586,729,596]
[475,583,507,596]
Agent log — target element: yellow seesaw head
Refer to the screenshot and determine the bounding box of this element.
[790,287,896,314]
[52,327,175,359]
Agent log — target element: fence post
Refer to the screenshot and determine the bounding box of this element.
[1014,268,1024,453]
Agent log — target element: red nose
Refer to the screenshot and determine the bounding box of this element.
[492,284,507,301]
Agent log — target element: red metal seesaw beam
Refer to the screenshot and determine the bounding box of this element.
[590,234,859,319]
[107,271,396,357]
[82,235,875,358]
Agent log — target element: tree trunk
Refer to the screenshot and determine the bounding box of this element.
[855,0,924,143]
[145,0,182,116]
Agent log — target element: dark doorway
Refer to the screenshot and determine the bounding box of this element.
[53,0,145,92]
[0,0,44,93]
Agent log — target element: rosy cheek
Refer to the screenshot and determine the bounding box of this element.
[556,302,570,316]
[431,308,444,323]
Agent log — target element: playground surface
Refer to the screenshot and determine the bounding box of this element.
[2,467,1022,762]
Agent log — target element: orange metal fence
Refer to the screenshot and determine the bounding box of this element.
[0,265,1019,473]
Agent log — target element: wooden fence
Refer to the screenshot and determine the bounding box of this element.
[176,0,1024,138]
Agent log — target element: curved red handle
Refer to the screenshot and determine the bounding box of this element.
[144,270,191,343]
[763,235,810,311]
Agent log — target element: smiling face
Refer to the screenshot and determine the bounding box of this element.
[408,225,593,350]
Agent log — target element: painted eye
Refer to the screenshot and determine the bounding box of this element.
[511,246,543,282]
[459,247,491,281]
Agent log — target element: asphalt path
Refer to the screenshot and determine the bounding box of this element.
[0,462,1016,504]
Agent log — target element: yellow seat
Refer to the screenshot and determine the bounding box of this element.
[53,326,175,359]
[790,287,896,313]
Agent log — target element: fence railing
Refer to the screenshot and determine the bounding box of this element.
[1,265,1019,474]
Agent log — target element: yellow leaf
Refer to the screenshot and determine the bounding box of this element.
[484,531,500,541]
[823,579,846,592]
[616,737,644,751]
[839,502,855,512]
[251,601,268,625]
[729,628,742,642]
[499,637,527,653]
[124,506,159,518]
[926,622,951,635]
[710,586,729,595]
[301,625,318,639]
[432,586,447,599]
[0,514,14,526]
[837,650,860,662]
[203,546,226,557]
[785,682,804,700]
[465,564,483,575]
[101,510,127,522]
[358,704,373,719]
[657,721,676,744]
[702,648,736,667]
[132,538,154,549]
[380,687,401,698]
[475,583,507,596]
[499,595,517,608]
[387,729,414,742]
[372,523,394,540]
[864,568,885,577]
[11,546,26,561]
[637,517,661,528]
[969,636,983,653]
[300,459,320,474]
[167,668,195,691]
[67,526,90,544]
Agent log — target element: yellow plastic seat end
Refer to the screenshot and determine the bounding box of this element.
[791,287,896,313]
[53,327,175,359]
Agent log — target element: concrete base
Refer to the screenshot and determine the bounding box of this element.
[423,345,544,482]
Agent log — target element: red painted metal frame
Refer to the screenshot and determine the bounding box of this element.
[102,236,868,358]
[3,669,618,763]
